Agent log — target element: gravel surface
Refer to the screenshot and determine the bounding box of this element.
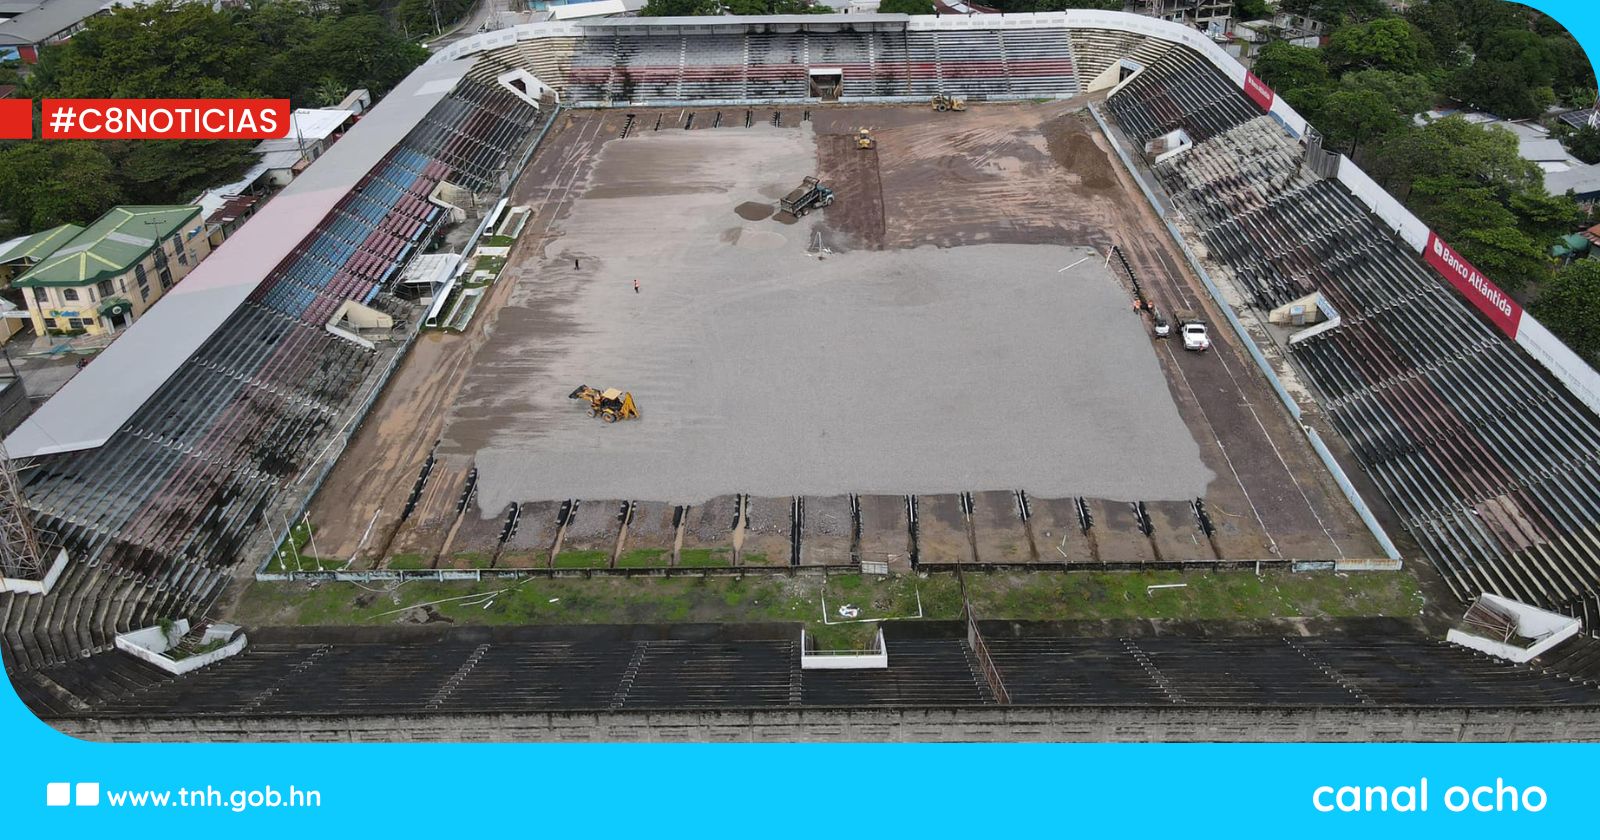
[449,126,1212,510]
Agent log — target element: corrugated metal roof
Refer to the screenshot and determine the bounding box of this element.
[11,206,198,288]
[0,0,110,44]
[0,223,82,266]
[1547,163,1600,197]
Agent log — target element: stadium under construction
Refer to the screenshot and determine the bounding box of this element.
[4,11,1600,741]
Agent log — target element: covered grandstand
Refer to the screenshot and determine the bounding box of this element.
[4,10,1600,735]
[2,63,544,672]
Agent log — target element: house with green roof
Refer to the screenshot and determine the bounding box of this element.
[0,223,83,286]
[11,206,211,338]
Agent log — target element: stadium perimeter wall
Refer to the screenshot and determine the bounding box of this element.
[428,11,1600,420]
[52,705,1600,743]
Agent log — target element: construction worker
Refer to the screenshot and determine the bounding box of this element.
[633,278,640,294]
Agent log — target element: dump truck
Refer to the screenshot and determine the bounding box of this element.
[569,384,640,423]
[856,127,876,150]
[780,176,835,217]
[930,93,967,112]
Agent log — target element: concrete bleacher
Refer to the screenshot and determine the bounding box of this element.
[1107,45,1259,145]
[552,24,1080,105]
[14,629,1597,719]
[802,638,992,706]
[1122,92,1600,622]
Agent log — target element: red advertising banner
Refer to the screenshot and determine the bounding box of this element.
[39,99,291,140]
[1423,231,1524,337]
[1243,71,1274,112]
[0,99,30,140]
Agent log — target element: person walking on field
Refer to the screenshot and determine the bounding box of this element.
[633,278,640,294]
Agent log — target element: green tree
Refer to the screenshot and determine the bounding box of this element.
[264,15,428,104]
[1404,0,1464,69]
[1448,28,1559,118]
[1560,123,1600,166]
[0,143,123,231]
[876,0,934,12]
[1318,86,1405,155]
[111,140,258,205]
[1233,0,1270,21]
[1449,224,1550,294]
[1317,69,1431,154]
[1324,18,1433,76]
[26,1,269,99]
[1533,260,1600,361]
[1252,41,1330,95]
[1372,116,1541,198]
[640,0,720,13]
[1275,0,1386,25]
[1508,188,1584,241]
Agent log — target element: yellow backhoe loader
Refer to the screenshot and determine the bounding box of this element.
[930,94,967,112]
[569,384,640,423]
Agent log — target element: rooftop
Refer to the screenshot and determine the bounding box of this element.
[252,108,355,156]
[0,0,111,45]
[548,0,642,21]
[12,206,199,288]
[0,223,82,266]
[1546,163,1600,197]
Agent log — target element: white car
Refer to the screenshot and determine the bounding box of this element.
[1181,321,1211,352]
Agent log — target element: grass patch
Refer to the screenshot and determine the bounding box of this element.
[679,548,732,568]
[961,569,1425,622]
[554,549,611,569]
[475,255,507,275]
[481,234,516,247]
[805,621,882,651]
[453,552,493,570]
[230,568,1425,630]
[616,548,668,568]
[233,573,962,629]
[387,553,429,571]
[267,521,337,572]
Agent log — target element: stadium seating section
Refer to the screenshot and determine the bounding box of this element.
[1,81,542,674]
[1105,50,1600,628]
[11,630,1597,718]
[562,27,1080,103]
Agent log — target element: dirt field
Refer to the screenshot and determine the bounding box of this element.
[302,103,1380,571]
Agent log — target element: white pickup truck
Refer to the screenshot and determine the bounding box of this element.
[1180,319,1211,352]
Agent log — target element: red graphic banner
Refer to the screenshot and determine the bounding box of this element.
[1423,231,1524,337]
[1243,71,1274,112]
[0,99,30,140]
[39,99,290,140]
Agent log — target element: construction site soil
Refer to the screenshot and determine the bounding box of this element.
[301,104,1380,570]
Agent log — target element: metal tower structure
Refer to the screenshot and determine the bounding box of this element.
[0,441,45,581]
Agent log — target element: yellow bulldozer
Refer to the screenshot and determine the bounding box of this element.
[569,384,640,423]
[930,93,967,112]
[856,127,876,150]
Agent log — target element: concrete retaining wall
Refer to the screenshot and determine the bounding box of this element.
[53,705,1600,743]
